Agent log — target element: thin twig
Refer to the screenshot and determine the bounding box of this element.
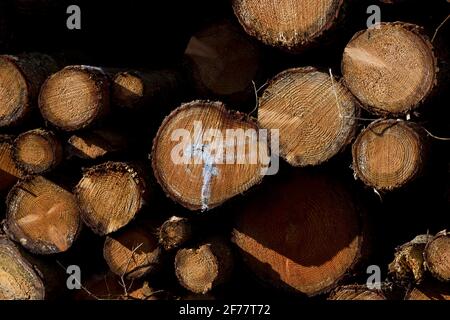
[56,260,102,300]
[368,120,400,137]
[373,188,384,203]
[329,68,378,122]
[329,68,343,114]
[423,128,450,141]
[104,274,112,299]
[248,80,259,118]
[119,242,144,297]
[256,81,268,93]
[127,278,135,294]
[432,14,450,43]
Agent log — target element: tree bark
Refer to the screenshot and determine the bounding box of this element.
[0,135,24,193]
[3,175,82,254]
[74,161,150,235]
[151,100,268,211]
[231,169,369,296]
[388,234,432,284]
[0,53,58,128]
[13,128,63,174]
[175,238,234,294]
[0,235,66,300]
[39,65,110,131]
[352,119,429,191]
[342,22,438,116]
[0,235,45,299]
[258,67,360,167]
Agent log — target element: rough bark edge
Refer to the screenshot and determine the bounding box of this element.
[352,119,429,191]
[1,53,58,128]
[328,284,388,300]
[0,235,45,299]
[341,22,439,117]
[150,100,267,211]
[0,134,14,144]
[232,0,345,52]
[424,230,450,283]
[38,65,111,131]
[388,234,432,285]
[174,238,234,294]
[159,216,193,251]
[74,161,148,235]
[259,66,361,167]
[0,134,25,192]
[12,128,63,174]
[3,175,83,255]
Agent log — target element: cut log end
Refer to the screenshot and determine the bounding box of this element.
[352,120,427,191]
[4,176,81,254]
[328,285,387,300]
[0,236,44,300]
[425,231,450,282]
[159,216,193,250]
[75,162,148,235]
[113,69,185,113]
[0,53,57,128]
[342,23,437,116]
[175,239,233,294]
[103,225,162,280]
[0,56,28,127]
[151,100,268,211]
[232,0,343,51]
[232,170,367,296]
[13,129,62,174]
[39,66,110,131]
[112,72,145,110]
[67,129,128,160]
[259,67,359,167]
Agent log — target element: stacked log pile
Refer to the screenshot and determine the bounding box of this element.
[0,0,449,301]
